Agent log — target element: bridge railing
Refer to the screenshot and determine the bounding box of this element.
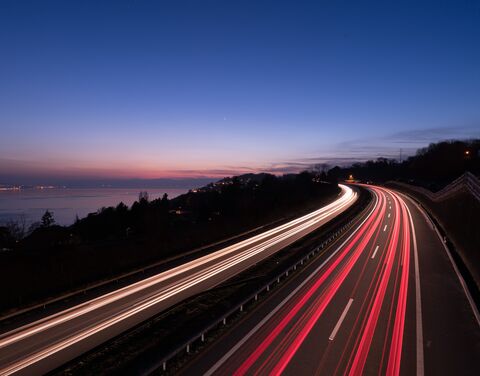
[391,172,480,203]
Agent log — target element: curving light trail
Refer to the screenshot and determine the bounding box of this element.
[206,186,417,376]
[0,185,356,376]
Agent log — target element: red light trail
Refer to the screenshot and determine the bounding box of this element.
[212,186,418,376]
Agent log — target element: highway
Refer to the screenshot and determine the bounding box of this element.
[0,185,357,375]
[181,185,480,376]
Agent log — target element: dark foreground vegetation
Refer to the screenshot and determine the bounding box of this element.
[0,172,340,312]
[55,188,371,375]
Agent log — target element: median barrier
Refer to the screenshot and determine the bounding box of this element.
[147,205,367,375]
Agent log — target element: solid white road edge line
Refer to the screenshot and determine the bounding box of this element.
[400,193,480,327]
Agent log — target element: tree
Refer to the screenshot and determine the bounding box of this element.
[313,163,330,174]
[138,191,149,203]
[327,166,342,183]
[0,226,15,249]
[5,216,26,241]
[28,221,41,234]
[116,202,128,212]
[41,210,55,227]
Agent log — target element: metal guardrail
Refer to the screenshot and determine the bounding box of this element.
[145,215,359,375]
[392,172,480,203]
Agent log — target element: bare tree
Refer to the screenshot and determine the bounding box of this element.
[138,191,149,203]
[313,163,330,174]
[5,215,26,240]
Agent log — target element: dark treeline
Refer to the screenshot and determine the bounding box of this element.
[0,172,339,311]
[328,139,480,191]
[329,139,480,292]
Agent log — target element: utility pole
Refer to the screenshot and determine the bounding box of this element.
[399,148,403,163]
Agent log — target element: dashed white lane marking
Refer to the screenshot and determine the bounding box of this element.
[388,213,391,218]
[329,298,354,341]
[204,195,381,376]
[371,245,379,259]
[383,225,387,232]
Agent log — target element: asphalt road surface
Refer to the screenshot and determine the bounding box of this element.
[180,185,480,376]
[0,185,357,375]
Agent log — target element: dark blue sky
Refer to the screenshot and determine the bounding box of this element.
[1,0,479,183]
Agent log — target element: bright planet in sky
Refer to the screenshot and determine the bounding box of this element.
[0,0,479,186]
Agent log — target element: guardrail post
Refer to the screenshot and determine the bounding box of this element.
[223,318,227,325]
[286,271,289,277]
[163,361,166,371]
[186,344,190,353]
[201,333,205,342]
[255,294,258,301]
[277,277,280,283]
[266,285,270,291]
[240,304,243,312]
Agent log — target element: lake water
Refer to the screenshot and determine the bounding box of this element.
[0,188,187,226]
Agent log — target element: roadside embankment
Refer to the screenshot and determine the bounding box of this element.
[386,180,480,296]
[0,179,340,316]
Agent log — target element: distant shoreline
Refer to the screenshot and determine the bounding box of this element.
[0,187,189,226]
[0,177,216,190]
